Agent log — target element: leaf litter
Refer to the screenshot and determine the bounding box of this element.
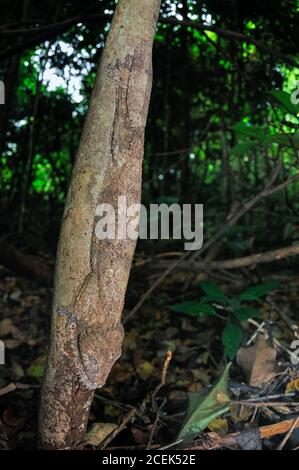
[0,268,298,450]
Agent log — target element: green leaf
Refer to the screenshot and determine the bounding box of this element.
[232,307,260,321]
[269,90,299,116]
[170,301,216,318]
[222,324,243,359]
[231,141,258,155]
[233,122,266,141]
[238,282,279,301]
[177,363,231,443]
[199,281,228,303]
[27,354,47,381]
[198,295,213,304]
[267,132,299,149]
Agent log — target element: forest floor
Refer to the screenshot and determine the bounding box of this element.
[0,261,298,450]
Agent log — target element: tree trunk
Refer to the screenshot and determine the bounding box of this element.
[39,0,161,449]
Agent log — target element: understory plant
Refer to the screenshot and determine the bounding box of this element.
[171,280,279,359]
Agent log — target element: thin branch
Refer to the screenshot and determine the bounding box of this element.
[160,17,297,68]
[99,408,137,450]
[276,416,299,450]
[191,163,284,262]
[0,19,46,33]
[157,243,299,272]
[0,13,107,60]
[248,319,299,363]
[229,400,298,407]
[0,382,39,397]
[125,166,298,324]
[266,296,299,337]
[147,351,172,450]
[0,13,296,68]
[151,350,172,411]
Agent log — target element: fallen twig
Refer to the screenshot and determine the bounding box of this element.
[267,296,299,338]
[100,407,137,450]
[230,400,298,408]
[248,320,299,363]
[276,416,299,450]
[147,351,173,450]
[157,244,299,272]
[151,350,172,411]
[187,418,299,450]
[0,382,39,397]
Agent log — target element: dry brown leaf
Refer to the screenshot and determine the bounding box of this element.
[137,361,155,380]
[237,334,277,387]
[0,319,13,337]
[188,382,203,393]
[110,363,133,383]
[2,407,22,427]
[191,368,211,385]
[230,404,252,423]
[123,329,139,350]
[208,418,228,436]
[86,423,117,446]
[131,426,152,445]
[3,339,21,350]
[104,404,122,418]
[216,392,230,404]
[285,378,299,394]
[11,360,24,380]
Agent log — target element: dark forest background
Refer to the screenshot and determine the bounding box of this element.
[1,0,298,254]
[0,0,298,450]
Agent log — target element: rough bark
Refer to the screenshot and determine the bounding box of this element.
[39,0,161,449]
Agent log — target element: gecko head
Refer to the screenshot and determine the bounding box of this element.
[78,323,124,389]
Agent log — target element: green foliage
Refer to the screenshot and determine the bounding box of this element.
[171,281,279,359]
[232,307,260,321]
[231,141,259,155]
[221,324,243,359]
[237,282,279,301]
[268,132,299,148]
[234,122,266,141]
[199,281,228,303]
[0,0,298,258]
[231,89,299,158]
[170,301,216,317]
[269,90,299,116]
[178,363,231,443]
